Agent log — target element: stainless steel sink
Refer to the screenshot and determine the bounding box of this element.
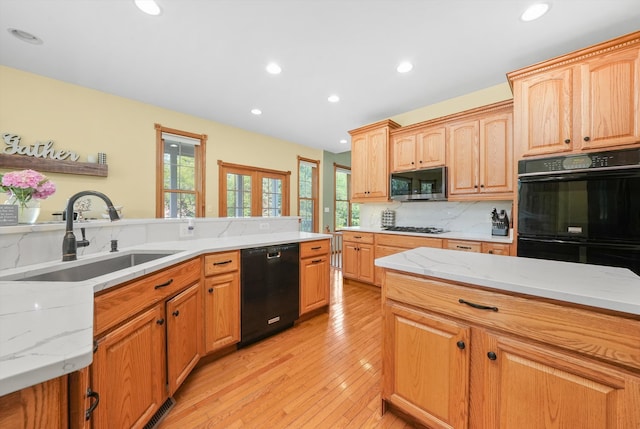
[14,252,176,282]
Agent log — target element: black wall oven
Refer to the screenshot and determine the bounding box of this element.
[517,148,640,275]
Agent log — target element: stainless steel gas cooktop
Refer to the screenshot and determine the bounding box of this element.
[382,226,448,234]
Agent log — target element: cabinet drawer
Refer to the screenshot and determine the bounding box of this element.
[384,270,640,371]
[482,242,511,256]
[342,231,374,244]
[300,239,330,259]
[446,239,481,252]
[95,258,201,335]
[203,251,239,276]
[376,233,442,249]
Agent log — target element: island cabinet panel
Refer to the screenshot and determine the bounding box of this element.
[203,251,240,353]
[167,282,202,396]
[509,32,640,158]
[92,303,166,429]
[300,239,330,315]
[374,234,443,286]
[383,302,470,429]
[0,375,68,429]
[382,269,640,428]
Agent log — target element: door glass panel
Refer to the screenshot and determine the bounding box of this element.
[262,177,282,217]
[226,173,252,217]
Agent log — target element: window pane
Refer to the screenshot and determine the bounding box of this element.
[351,202,360,226]
[226,173,252,217]
[300,199,313,232]
[335,201,348,229]
[299,164,313,198]
[164,141,196,192]
[262,177,283,217]
[336,171,349,200]
[163,192,195,218]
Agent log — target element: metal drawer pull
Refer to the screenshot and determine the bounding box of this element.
[172,310,180,317]
[311,258,323,263]
[458,298,498,312]
[267,251,281,259]
[85,388,100,421]
[213,260,233,265]
[154,278,174,289]
[311,246,322,250]
[457,245,472,250]
[354,235,362,239]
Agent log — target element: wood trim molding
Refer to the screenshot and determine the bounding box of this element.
[348,119,401,136]
[0,153,108,177]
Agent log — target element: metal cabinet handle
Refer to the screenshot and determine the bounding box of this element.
[213,260,232,266]
[458,298,498,312]
[583,136,591,142]
[85,388,100,421]
[456,245,472,250]
[172,310,180,317]
[156,318,165,325]
[564,139,571,144]
[311,246,322,250]
[487,351,497,360]
[311,258,323,263]
[208,287,214,293]
[456,341,466,350]
[354,235,362,239]
[154,278,174,289]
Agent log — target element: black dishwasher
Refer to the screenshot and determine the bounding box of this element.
[239,243,299,347]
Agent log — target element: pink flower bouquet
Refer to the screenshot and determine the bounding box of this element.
[1,169,56,207]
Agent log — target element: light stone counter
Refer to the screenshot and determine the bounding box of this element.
[375,247,640,316]
[339,225,513,244]
[0,231,329,396]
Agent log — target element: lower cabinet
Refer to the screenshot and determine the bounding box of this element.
[92,304,166,429]
[342,232,375,284]
[202,251,240,353]
[382,270,640,428]
[300,239,331,315]
[0,376,68,429]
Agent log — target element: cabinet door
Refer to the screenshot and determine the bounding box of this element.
[0,376,68,429]
[366,127,390,199]
[357,243,375,284]
[342,242,360,280]
[92,304,166,429]
[482,242,511,256]
[383,302,470,429]
[203,272,240,352]
[490,336,640,429]
[580,46,640,150]
[416,126,446,168]
[514,66,576,157]
[350,133,369,199]
[300,255,329,314]
[166,283,202,396]
[391,134,417,172]
[448,120,479,195]
[479,111,512,194]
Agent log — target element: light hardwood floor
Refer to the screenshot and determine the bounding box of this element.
[156,268,415,428]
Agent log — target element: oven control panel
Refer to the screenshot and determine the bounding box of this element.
[519,148,640,174]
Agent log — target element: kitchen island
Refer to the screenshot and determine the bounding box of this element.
[376,247,640,428]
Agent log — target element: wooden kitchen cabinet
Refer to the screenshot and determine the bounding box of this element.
[167,283,202,396]
[300,239,330,315]
[0,376,68,429]
[349,119,400,202]
[374,233,442,286]
[382,270,640,428]
[85,257,201,429]
[482,242,511,255]
[383,302,470,429]
[203,251,240,353]
[447,101,513,199]
[390,125,446,172]
[342,232,375,284]
[508,31,640,158]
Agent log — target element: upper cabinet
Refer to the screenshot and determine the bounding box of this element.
[390,125,446,172]
[447,101,513,199]
[508,31,640,158]
[349,119,400,202]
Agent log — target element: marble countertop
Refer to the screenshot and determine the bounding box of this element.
[338,226,513,244]
[0,231,329,396]
[376,247,640,316]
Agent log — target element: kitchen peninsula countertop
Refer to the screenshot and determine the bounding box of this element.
[375,247,640,316]
[0,231,329,396]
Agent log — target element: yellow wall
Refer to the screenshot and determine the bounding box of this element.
[391,83,513,126]
[0,66,323,219]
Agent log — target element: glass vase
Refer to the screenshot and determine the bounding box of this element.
[4,194,41,224]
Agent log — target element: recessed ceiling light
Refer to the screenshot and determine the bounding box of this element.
[328,95,340,103]
[251,108,262,115]
[339,139,347,144]
[521,3,549,21]
[266,62,282,74]
[8,28,43,45]
[397,61,413,73]
[134,0,162,16]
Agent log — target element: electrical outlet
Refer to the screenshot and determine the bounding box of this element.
[259,223,269,230]
[179,223,194,238]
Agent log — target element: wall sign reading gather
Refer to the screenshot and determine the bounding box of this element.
[2,133,80,161]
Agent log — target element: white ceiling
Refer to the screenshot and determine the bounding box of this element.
[0,1,639,154]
